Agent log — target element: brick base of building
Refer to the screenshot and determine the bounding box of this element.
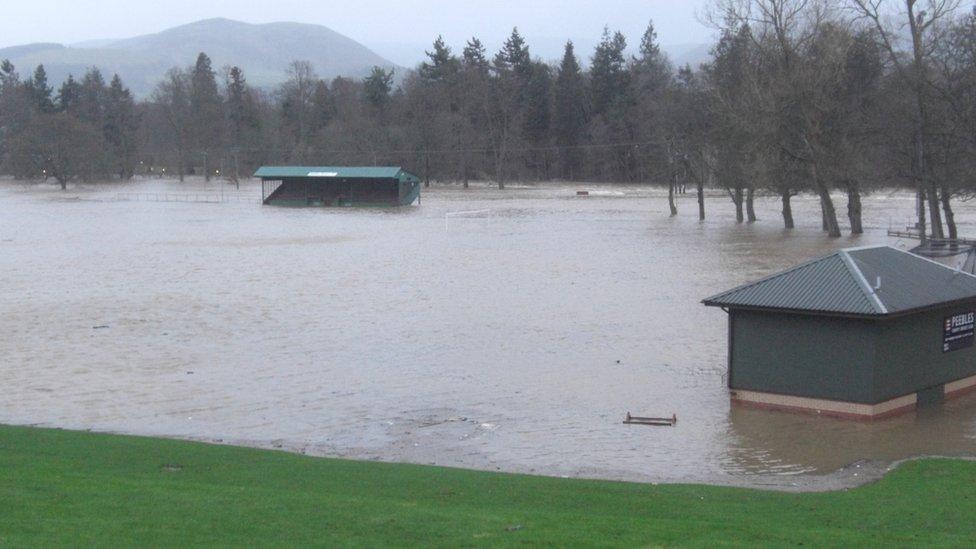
[731,373,976,420]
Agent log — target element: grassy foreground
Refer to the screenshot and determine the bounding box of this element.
[0,426,974,547]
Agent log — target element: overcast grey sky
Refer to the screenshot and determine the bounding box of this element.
[2,0,714,62]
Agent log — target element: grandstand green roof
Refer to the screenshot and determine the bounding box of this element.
[254,166,410,179]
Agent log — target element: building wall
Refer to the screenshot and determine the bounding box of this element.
[874,301,976,403]
[729,310,878,403]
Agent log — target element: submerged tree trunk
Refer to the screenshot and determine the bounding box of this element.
[732,186,744,223]
[745,186,757,223]
[781,190,794,229]
[918,188,927,241]
[233,152,240,190]
[697,179,705,221]
[818,189,842,238]
[911,104,942,239]
[495,150,506,190]
[177,149,185,183]
[847,182,863,235]
[942,186,958,242]
[668,174,678,217]
[810,163,841,237]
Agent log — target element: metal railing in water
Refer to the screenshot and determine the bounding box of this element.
[115,192,260,204]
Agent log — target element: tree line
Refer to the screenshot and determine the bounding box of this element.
[1,0,975,238]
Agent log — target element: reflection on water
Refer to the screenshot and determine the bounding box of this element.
[2,179,975,487]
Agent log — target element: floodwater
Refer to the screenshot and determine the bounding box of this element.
[3,178,976,490]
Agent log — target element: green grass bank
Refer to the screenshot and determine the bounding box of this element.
[0,425,974,546]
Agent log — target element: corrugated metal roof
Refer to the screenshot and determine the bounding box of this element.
[703,246,976,317]
[254,166,405,179]
[849,246,976,313]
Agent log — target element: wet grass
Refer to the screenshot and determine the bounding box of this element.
[0,424,974,547]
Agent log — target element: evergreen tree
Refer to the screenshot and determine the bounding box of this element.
[462,38,489,71]
[459,38,491,187]
[27,65,54,113]
[77,68,107,128]
[224,66,262,181]
[590,28,630,116]
[524,63,551,138]
[56,75,82,115]
[104,74,138,178]
[553,41,588,179]
[494,28,532,78]
[632,20,673,194]
[363,66,394,115]
[420,36,460,82]
[489,28,533,187]
[0,59,16,87]
[225,66,248,144]
[634,21,672,95]
[0,59,30,159]
[190,53,222,180]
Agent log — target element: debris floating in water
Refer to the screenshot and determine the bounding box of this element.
[623,412,677,427]
[92,325,110,330]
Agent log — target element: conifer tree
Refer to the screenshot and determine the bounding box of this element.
[420,36,460,82]
[28,65,54,113]
[224,66,261,182]
[489,28,533,188]
[78,68,107,128]
[554,41,588,179]
[190,53,222,180]
[590,28,630,117]
[104,74,138,178]
[494,28,532,77]
[523,62,552,177]
[460,38,491,187]
[363,66,394,115]
[56,75,82,115]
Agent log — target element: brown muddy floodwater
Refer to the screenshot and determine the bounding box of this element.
[3,178,976,490]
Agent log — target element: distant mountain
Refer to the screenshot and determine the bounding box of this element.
[667,43,713,69]
[0,18,399,98]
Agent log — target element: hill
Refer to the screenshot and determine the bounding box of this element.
[0,18,399,98]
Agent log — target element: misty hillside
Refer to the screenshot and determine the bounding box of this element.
[0,18,398,98]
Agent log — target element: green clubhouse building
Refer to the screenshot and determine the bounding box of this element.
[704,246,976,420]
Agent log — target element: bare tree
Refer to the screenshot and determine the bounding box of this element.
[848,0,963,239]
[4,113,104,189]
[278,61,318,162]
[152,68,192,181]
